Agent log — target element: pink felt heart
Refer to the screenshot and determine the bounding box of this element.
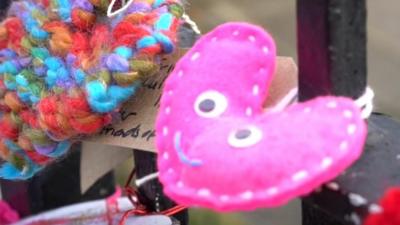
[156,22,367,211]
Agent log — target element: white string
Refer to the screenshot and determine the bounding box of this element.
[269,86,374,119]
[355,86,375,119]
[135,172,159,187]
[182,14,202,35]
[107,0,134,18]
[268,87,298,113]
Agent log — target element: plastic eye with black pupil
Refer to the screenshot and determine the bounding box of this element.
[194,90,228,118]
[235,129,252,140]
[228,126,263,148]
[199,99,216,112]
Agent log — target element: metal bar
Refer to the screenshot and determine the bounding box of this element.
[297,0,367,101]
[134,150,188,225]
[302,202,347,225]
[297,0,367,224]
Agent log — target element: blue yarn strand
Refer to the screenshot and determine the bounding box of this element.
[153,32,174,53]
[155,13,173,31]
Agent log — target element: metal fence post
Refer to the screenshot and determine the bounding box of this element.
[134,151,188,225]
[297,0,367,100]
[298,1,400,224]
[297,0,367,224]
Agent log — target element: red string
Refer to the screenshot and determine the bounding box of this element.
[118,167,187,225]
[106,186,122,225]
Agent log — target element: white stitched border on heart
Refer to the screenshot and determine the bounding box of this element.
[159,30,359,203]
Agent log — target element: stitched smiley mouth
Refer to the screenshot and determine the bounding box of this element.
[174,131,203,167]
[173,125,263,167]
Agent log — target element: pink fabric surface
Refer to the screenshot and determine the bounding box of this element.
[0,200,19,224]
[156,22,367,211]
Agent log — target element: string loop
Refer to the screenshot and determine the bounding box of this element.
[108,0,133,17]
[270,86,374,119]
[355,86,374,119]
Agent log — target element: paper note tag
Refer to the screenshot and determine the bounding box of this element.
[264,57,298,108]
[85,53,297,153]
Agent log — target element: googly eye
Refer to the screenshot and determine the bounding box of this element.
[194,90,228,118]
[228,126,263,148]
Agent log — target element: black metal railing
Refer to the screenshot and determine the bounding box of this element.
[298,0,400,224]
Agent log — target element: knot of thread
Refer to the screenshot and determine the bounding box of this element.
[0,0,183,180]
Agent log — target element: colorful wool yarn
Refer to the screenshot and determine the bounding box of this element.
[0,0,183,180]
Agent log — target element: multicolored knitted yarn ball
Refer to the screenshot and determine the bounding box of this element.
[0,0,183,180]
